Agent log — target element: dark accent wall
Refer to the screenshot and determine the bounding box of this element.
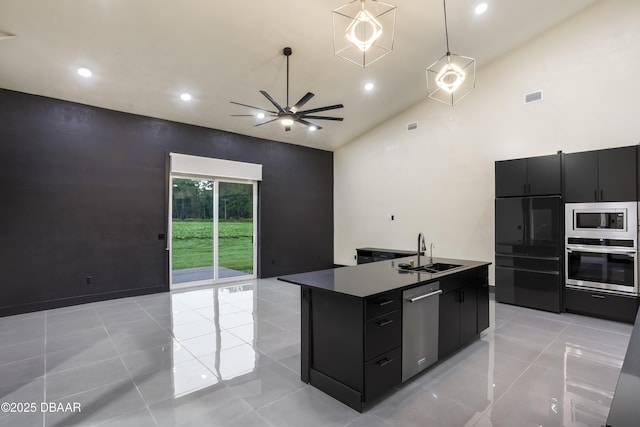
[0,89,334,316]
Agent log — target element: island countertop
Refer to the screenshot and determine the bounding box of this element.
[278,256,491,298]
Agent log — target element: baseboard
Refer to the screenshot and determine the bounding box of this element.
[0,285,168,318]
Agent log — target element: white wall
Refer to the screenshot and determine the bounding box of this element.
[334,0,640,283]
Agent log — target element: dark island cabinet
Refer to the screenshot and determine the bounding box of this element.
[309,287,402,411]
[564,146,637,202]
[438,269,482,359]
[495,153,561,197]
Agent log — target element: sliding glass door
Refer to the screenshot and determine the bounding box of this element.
[170,176,257,287]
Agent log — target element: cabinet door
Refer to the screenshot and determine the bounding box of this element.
[459,286,478,346]
[564,151,598,202]
[527,154,561,196]
[598,146,637,202]
[495,159,527,197]
[438,290,460,360]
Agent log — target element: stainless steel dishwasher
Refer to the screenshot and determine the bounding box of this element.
[402,281,441,382]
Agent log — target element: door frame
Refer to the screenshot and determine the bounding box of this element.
[168,173,258,290]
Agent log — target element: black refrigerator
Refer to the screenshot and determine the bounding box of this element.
[495,196,563,312]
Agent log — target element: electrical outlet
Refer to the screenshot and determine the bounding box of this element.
[86,276,93,285]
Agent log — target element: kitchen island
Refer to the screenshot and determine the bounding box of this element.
[279,256,491,412]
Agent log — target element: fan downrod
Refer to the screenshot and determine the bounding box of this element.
[283,47,292,56]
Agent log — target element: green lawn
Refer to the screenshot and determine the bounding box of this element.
[172,220,253,273]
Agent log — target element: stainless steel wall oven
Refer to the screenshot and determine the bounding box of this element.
[565,202,639,296]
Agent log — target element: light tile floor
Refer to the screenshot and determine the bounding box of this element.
[0,278,633,427]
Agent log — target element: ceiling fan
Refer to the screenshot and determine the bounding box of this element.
[230,47,344,132]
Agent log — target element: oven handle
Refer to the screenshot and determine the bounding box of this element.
[566,245,637,256]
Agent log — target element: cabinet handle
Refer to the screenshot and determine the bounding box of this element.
[524,184,527,195]
[462,290,465,303]
[377,319,394,327]
[594,190,597,201]
[528,183,531,194]
[377,358,393,367]
[600,189,604,200]
[378,300,394,306]
[591,294,605,299]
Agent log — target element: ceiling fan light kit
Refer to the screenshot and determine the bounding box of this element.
[230,47,344,132]
[426,0,476,105]
[332,0,397,68]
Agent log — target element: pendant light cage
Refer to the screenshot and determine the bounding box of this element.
[332,0,397,68]
[426,53,476,105]
[426,0,476,106]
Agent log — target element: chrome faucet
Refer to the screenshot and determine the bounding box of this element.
[417,232,426,266]
[429,242,435,264]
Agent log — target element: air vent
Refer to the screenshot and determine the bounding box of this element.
[407,122,418,131]
[524,90,543,104]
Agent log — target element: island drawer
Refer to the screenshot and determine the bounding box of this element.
[365,290,401,319]
[364,347,401,401]
[365,310,401,360]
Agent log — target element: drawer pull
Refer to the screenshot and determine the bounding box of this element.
[377,358,393,367]
[377,319,394,327]
[591,294,605,299]
[378,300,394,306]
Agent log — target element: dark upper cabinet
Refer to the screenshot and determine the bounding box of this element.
[599,147,637,201]
[564,151,598,202]
[495,154,561,197]
[564,146,637,202]
[495,159,526,197]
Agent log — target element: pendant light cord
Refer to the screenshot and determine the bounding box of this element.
[443,0,450,54]
[286,54,290,107]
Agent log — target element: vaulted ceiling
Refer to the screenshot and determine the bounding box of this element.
[0,0,597,150]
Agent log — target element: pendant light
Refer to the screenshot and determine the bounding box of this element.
[426,0,476,105]
[332,0,397,68]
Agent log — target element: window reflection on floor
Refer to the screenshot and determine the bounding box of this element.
[170,282,258,398]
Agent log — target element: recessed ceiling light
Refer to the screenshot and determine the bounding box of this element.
[180,93,192,101]
[364,82,375,91]
[77,67,92,78]
[475,2,488,15]
[256,112,265,119]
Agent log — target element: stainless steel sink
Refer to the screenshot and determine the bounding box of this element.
[399,263,462,274]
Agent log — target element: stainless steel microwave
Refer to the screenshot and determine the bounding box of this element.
[565,202,638,241]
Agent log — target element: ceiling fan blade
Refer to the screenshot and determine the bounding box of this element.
[230,101,276,114]
[259,90,285,113]
[292,92,314,112]
[297,104,344,115]
[298,119,323,130]
[254,118,279,127]
[301,115,344,121]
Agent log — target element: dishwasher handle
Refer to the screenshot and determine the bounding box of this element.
[407,289,442,303]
